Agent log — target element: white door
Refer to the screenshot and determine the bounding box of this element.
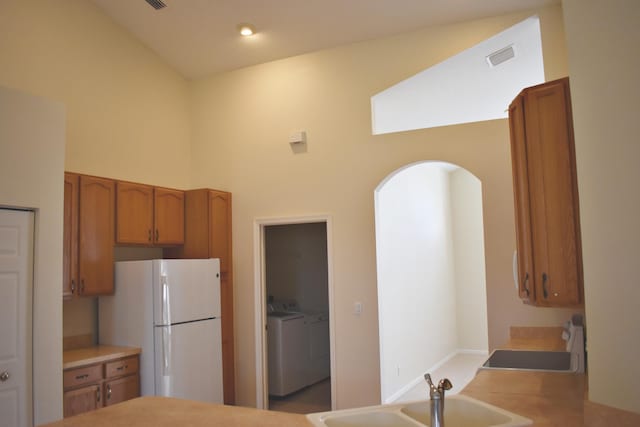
[0,209,34,427]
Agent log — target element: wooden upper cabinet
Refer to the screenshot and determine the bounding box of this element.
[115,182,184,246]
[154,188,185,245]
[78,175,115,296]
[508,77,583,307]
[63,172,79,298]
[116,182,154,245]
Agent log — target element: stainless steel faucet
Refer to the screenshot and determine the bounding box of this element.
[424,373,453,427]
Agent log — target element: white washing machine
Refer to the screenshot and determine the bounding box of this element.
[305,311,330,385]
[267,311,309,397]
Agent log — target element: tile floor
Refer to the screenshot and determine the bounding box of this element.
[268,378,332,414]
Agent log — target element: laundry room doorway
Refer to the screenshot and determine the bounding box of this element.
[254,215,335,413]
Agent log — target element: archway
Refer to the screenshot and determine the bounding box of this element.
[374,161,488,402]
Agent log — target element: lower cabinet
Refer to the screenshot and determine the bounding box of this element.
[63,355,140,418]
[104,375,140,407]
[63,385,101,418]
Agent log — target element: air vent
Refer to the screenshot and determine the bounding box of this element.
[145,0,166,10]
[486,45,515,67]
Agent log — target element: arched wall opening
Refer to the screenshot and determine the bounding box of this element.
[374,161,489,403]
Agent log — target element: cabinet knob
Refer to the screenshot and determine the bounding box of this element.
[96,387,101,402]
[542,273,549,299]
[0,371,9,382]
[148,229,152,242]
[71,279,76,294]
[107,384,112,400]
[155,229,159,242]
[80,279,85,293]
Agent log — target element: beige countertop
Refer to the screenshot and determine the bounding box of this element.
[63,345,141,370]
[40,396,312,427]
[48,334,638,427]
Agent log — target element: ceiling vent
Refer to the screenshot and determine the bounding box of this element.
[145,0,166,10]
[486,45,515,67]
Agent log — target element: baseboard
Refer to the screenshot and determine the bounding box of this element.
[384,349,489,404]
[457,348,489,356]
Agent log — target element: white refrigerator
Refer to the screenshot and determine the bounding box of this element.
[99,258,223,404]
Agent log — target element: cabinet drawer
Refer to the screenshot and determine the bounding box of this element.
[64,364,103,389]
[105,356,139,379]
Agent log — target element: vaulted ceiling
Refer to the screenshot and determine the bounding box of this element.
[91,0,558,79]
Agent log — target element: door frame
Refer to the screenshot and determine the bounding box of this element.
[253,214,336,410]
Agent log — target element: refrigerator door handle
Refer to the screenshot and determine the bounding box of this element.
[161,275,170,325]
[160,325,172,397]
[162,326,172,376]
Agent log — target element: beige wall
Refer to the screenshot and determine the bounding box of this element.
[190,4,578,408]
[0,85,65,424]
[0,0,191,189]
[0,0,192,356]
[451,168,489,352]
[562,0,640,414]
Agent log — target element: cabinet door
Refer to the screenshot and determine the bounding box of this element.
[523,79,582,306]
[116,182,154,245]
[209,191,231,274]
[78,175,115,296]
[104,375,139,407]
[208,191,234,404]
[508,95,535,303]
[63,173,79,298]
[63,384,101,418]
[154,188,185,245]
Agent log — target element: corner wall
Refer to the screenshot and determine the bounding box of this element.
[562,0,640,414]
[450,169,489,352]
[0,86,65,425]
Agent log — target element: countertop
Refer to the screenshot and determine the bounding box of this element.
[459,327,640,426]
[40,396,311,427]
[48,335,638,427]
[63,345,141,370]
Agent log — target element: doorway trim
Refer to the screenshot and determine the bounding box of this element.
[253,214,336,410]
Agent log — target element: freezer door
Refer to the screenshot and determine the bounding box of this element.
[153,259,220,325]
[154,318,223,403]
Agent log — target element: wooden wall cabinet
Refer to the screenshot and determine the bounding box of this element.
[115,182,184,246]
[153,187,185,245]
[165,189,235,404]
[509,77,583,307]
[64,173,115,297]
[63,173,79,298]
[78,175,116,296]
[63,355,139,418]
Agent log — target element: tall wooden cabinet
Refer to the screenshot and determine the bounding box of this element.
[509,77,583,307]
[165,189,235,404]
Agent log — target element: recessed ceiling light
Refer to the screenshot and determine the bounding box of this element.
[237,23,256,37]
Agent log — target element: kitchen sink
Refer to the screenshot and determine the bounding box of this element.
[307,395,532,427]
[480,349,575,373]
